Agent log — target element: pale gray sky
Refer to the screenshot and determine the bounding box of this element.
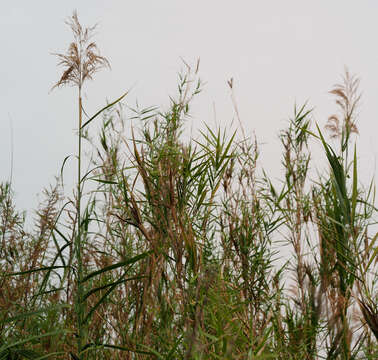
[1,1,377,214]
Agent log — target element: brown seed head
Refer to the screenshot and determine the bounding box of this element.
[51,10,110,92]
[325,67,360,139]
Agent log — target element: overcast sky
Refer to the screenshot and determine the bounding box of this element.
[1,1,377,215]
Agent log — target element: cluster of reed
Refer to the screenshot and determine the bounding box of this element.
[0,12,376,360]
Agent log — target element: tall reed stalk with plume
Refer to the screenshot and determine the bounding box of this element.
[52,11,110,358]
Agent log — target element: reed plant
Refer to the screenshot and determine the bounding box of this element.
[0,12,376,360]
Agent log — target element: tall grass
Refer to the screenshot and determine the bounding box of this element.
[51,12,111,358]
[0,12,377,360]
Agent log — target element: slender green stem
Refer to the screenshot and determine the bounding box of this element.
[77,91,84,358]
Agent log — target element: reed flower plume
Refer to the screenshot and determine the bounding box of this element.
[325,67,360,140]
[52,10,110,92]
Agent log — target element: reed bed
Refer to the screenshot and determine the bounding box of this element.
[0,12,376,360]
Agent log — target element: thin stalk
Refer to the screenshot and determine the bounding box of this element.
[76,91,84,358]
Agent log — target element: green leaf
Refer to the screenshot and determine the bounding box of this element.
[365,232,378,272]
[81,91,129,130]
[7,265,69,277]
[81,343,155,356]
[60,155,72,182]
[0,330,71,353]
[5,304,70,324]
[81,251,151,283]
[81,275,146,302]
[91,178,118,185]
